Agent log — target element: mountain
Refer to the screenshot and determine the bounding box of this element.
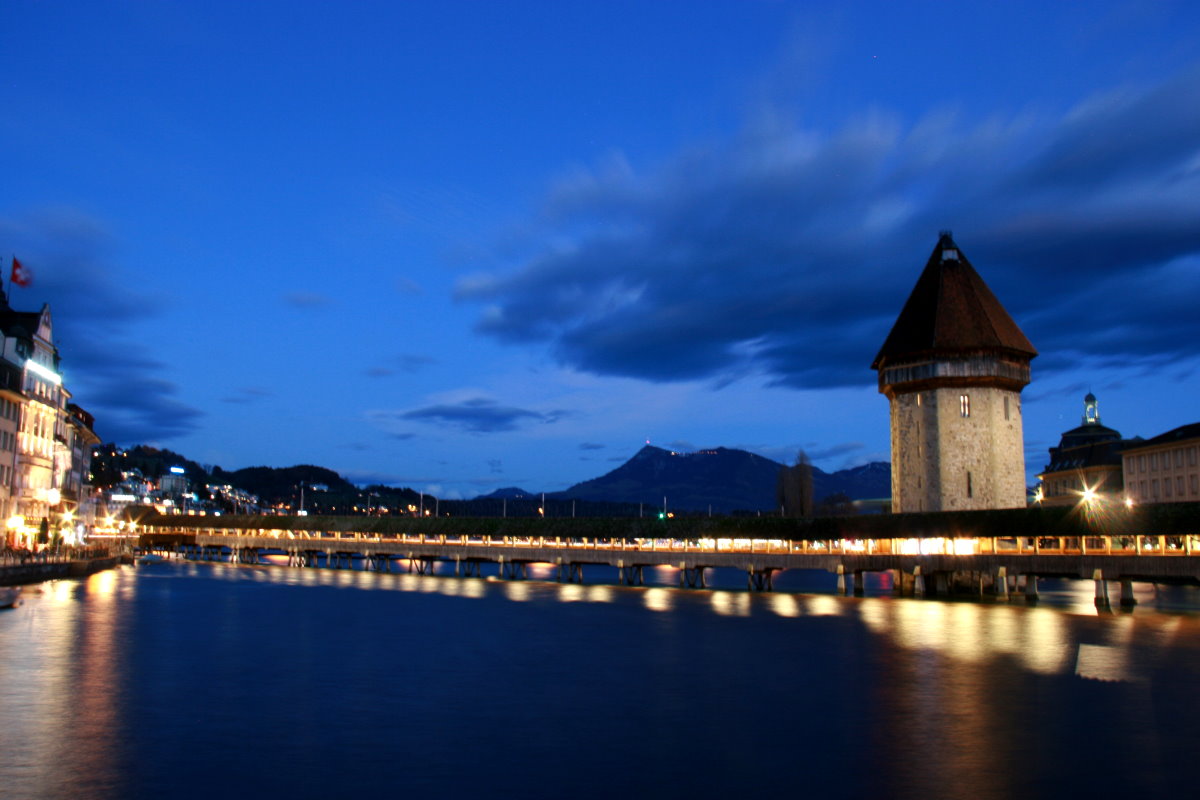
[550,445,890,513]
[815,461,891,501]
[476,487,536,499]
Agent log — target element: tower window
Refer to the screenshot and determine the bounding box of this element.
[967,471,973,498]
[960,394,970,417]
[1004,396,1010,420]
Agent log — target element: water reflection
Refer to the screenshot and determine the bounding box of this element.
[642,588,673,612]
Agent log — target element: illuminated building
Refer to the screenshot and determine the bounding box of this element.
[1121,422,1200,504]
[872,232,1036,512]
[1037,392,1128,506]
[0,295,99,545]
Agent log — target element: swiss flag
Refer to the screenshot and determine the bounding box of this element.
[11,257,31,288]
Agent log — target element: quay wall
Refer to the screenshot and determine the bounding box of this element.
[0,557,119,587]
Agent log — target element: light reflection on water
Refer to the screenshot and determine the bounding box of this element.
[2,562,1198,799]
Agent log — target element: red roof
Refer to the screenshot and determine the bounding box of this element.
[872,233,1036,369]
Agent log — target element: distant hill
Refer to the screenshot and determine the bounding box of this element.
[476,487,536,499]
[549,445,890,513]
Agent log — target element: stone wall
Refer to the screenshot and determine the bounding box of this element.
[890,386,1026,512]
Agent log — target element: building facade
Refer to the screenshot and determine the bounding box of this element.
[872,233,1037,512]
[1037,392,1128,506]
[0,296,98,547]
[1121,423,1200,504]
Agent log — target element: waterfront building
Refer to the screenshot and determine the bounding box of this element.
[872,232,1036,512]
[1121,422,1200,504]
[1037,392,1129,506]
[0,294,98,546]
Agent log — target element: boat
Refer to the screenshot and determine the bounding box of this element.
[137,553,167,565]
[0,587,21,609]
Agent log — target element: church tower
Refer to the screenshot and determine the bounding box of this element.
[872,233,1037,512]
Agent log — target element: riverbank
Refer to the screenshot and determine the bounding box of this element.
[0,555,122,586]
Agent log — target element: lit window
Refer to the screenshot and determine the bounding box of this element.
[960,394,970,417]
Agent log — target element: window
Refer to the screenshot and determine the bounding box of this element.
[1165,479,1172,498]
[1190,447,1197,467]
[1152,479,1160,498]
[967,471,973,498]
[1177,477,1185,496]
[916,393,921,407]
[1151,454,1158,471]
[960,394,970,417]
[1139,455,1146,473]
[1191,475,1198,496]
[1004,396,1010,420]
[1175,450,1184,468]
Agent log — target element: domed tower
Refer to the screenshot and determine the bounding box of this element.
[872,233,1037,512]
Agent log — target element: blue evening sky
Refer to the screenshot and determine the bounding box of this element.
[3,1,1199,498]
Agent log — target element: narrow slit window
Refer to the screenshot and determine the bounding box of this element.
[1004,396,1010,420]
[960,394,970,417]
[967,471,973,498]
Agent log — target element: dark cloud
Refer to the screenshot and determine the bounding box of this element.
[805,442,866,462]
[458,64,1200,389]
[0,209,203,443]
[376,397,568,433]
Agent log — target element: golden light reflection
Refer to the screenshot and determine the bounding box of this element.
[504,581,530,602]
[803,595,844,616]
[711,590,750,617]
[858,597,1076,676]
[768,593,801,618]
[557,584,585,603]
[643,588,673,612]
[587,586,614,604]
[86,569,118,597]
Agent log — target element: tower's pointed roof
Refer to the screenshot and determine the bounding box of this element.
[871,232,1036,369]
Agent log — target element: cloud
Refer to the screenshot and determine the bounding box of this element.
[458,63,1200,390]
[579,442,605,450]
[221,387,273,404]
[0,208,203,443]
[366,353,436,378]
[370,397,569,434]
[283,291,333,308]
[805,442,866,462]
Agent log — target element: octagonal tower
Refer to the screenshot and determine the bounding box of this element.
[872,233,1037,512]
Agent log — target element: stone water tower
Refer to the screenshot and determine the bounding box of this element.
[872,233,1037,512]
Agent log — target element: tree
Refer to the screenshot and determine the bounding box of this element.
[816,492,858,516]
[776,450,814,517]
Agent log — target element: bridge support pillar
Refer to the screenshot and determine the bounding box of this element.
[913,566,925,597]
[747,568,774,592]
[1119,579,1137,608]
[996,566,1009,600]
[836,564,847,595]
[679,565,705,589]
[934,572,949,596]
[1024,574,1038,602]
[852,570,864,596]
[1093,569,1111,609]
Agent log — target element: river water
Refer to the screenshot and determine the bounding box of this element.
[1,560,1198,799]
